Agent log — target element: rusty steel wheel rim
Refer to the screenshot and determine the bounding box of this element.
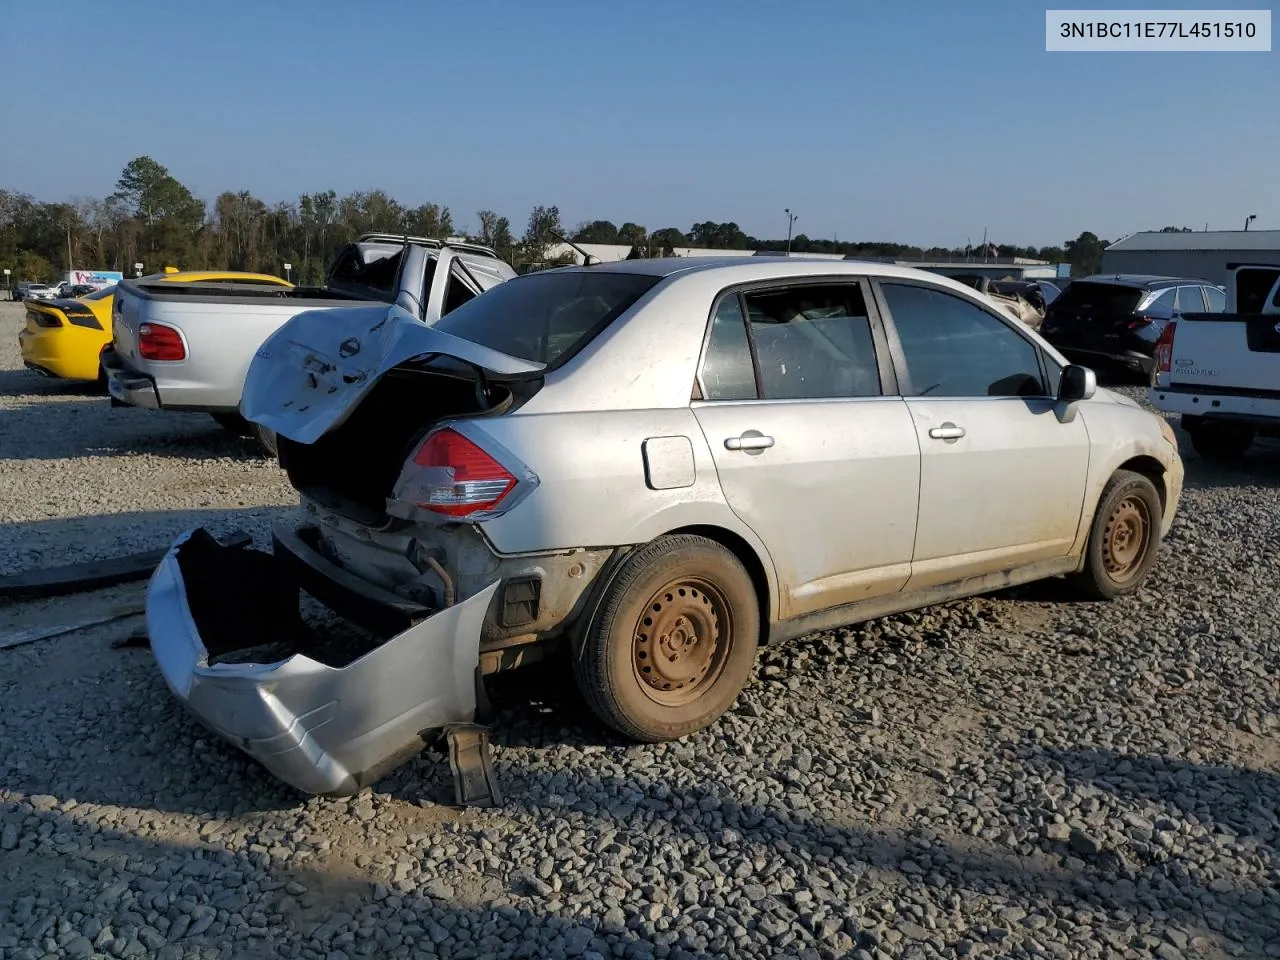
[632,577,732,707]
[1102,494,1150,583]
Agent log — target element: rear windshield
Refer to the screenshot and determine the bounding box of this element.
[1050,281,1143,313]
[327,245,405,301]
[432,271,661,368]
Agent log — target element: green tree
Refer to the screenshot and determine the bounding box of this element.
[572,219,619,244]
[404,202,454,238]
[111,156,205,263]
[1064,231,1108,276]
[520,204,564,265]
[688,221,750,249]
[617,222,647,246]
[14,249,55,282]
[648,227,687,256]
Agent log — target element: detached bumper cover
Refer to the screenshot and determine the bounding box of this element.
[146,528,495,796]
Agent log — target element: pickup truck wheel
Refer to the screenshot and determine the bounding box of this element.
[1188,422,1254,463]
[1070,470,1163,601]
[575,535,759,742]
[251,424,278,459]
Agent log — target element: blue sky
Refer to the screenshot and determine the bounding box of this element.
[1,0,1275,247]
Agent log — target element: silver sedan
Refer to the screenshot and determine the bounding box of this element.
[145,257,1184,794]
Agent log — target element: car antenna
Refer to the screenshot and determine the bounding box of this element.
[548,231,601,266]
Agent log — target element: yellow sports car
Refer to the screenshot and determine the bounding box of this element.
[19,270,292,384]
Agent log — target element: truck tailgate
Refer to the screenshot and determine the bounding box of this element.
[1168,313,1280,394]
[110,284,145,366]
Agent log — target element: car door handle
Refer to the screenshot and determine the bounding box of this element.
[928,423,966,440]
[725,434,775,451]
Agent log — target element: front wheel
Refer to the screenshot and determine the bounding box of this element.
[1069,470,1163,601]
[574,535,759,742]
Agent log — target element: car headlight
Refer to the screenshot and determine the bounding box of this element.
[1158,417,1178,449]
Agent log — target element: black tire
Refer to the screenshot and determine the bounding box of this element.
[574,535,759,742]
[1188,422,1254,463]
[210,412,251,434]
[1069,470,1163,601]
[251,423,278,459]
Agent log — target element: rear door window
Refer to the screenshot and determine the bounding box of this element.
[1204,286,1226,312]
[742,283,881,400]
[1175,286,1206,313]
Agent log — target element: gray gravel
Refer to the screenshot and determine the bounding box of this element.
[2,299,1278,960]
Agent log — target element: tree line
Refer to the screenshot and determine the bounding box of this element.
[1,155,1117,285]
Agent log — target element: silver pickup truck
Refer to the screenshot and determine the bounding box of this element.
[1149,262,1280,462]
[103,235,517,454]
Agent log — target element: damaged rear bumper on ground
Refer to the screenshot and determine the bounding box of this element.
[145,527,496,796]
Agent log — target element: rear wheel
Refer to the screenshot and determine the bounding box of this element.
[210,412,251,434]
[251,423,278,459]
[1188,422,1254,463]
[574,535,759,742]
[1069,470,1163,601]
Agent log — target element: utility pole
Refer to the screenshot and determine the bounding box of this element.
[982,227,988,263]
[785,208,798,255]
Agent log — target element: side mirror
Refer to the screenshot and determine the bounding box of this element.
[1058,364,1096,402]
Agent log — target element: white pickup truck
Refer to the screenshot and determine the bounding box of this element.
[1149,263,1280,462]
[103,235,516,454]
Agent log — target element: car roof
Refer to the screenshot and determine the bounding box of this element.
[1073,274,1211,289]
[528,255,1008,289]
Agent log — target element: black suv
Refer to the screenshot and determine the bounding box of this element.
[1040,274,1225,376]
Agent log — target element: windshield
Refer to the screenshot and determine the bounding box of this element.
[431,271,661,368]
[1050,281,1143,314]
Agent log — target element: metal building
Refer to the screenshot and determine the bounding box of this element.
[1102,230,1280,286]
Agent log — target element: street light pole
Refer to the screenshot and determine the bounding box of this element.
[784,208,798,255]
[1244,214,1257,231]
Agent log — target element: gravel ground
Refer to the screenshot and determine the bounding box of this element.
[1,298,1278,960]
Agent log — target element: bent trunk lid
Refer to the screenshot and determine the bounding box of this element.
[240,303,544,444]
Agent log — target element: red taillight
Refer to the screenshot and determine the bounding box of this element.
[403,428,518,517]
[137,322,186,361]
[1154,321,1177,373]
[1127,315,1155,330]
